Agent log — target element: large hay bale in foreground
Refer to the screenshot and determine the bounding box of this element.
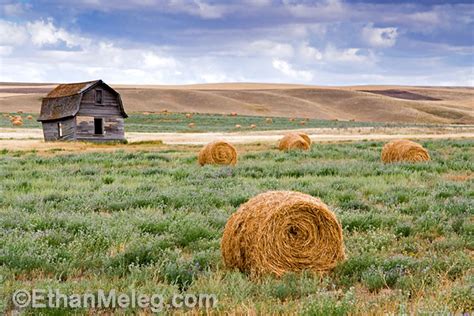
[297,132,311,146]
[278,133,311,151]
[381,139,430,163]
[221,191,345,277]
[198,141,237,166]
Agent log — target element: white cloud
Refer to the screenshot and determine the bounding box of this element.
[362,23,398,48]
[272,58,313,81]
[143,52,178,68]
[0,20,29,45]
[247,40,294,58]
[299,42,323,61]
[168,0,228,19]
[27,19,83,48]
[323,45,376,64]
[0,18,182,84]
[0,45,13,56]
[284,0,345,19]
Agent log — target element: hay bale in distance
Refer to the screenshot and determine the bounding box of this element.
[230,112,238,116]
[27,115,33,120]
[198,141,237,166]
[235,124,241,129]
[250,124,257,129]
[185,113,193,119]
[12,120,23,126]
[265,118,273,124]
[221,190,345,277]
[188,123,195,128]
[278,133,311,151]
[381,139,430,163]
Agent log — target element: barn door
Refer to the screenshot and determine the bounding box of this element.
[94,118,104,135]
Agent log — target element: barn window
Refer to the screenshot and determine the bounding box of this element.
[58,122,63,137]
[95,90,103,104]
[94,118,104,135]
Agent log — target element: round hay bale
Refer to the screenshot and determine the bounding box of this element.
[185,113,193,119]
[221,191,345,277]
[27,115,33,120]
[381,139,430,163]
[12,120,23,126]
[288,118,295,122]
[278,133,310,151]
[235,124,241,129]
[188,123,195,128]
[299,120,306,126]
[230,112,238,116]
[297,132,311,146]
[198,141,237,166]
[250,124,257,129]
[265,118,273,124]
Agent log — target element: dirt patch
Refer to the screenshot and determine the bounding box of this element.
[443,172,474,182]
[360,89,442,101]
[1,126,473,153]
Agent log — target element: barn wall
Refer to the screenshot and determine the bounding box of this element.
[77,85,122,117]
[76,116,125,141]
[42,117,76,141]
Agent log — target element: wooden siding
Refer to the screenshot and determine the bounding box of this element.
[42,117,76,141]
[76,116,125,141]
[77,85,122,117]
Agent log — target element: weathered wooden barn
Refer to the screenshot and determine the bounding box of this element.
[38,80,128,142]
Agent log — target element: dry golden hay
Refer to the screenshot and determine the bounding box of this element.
[230,112,238,116]
[299,120,306,126]
[185,113,193,119]
[278,133,311,151]
[188,122,195,128]
[265,118,273,124]
[381,139,430,163]
[221,190,345,278]
[297,132,312,146]
[235,124,241,129]
[250,124,257,129]
[198,141,237,166]
[27,115,33,120]
[288,118,295,122]
[12,120,23,126]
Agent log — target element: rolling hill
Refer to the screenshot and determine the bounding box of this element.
[0,82,472,124]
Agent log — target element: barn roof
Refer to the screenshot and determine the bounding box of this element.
[38,79,128,122]
[44,80,99,98]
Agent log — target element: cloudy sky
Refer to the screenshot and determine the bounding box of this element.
[0,0,473,85]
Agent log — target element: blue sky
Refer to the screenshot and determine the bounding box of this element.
[0,0,473,85]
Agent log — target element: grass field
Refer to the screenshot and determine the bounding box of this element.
[0,139,473,314]
[0,112,431,133]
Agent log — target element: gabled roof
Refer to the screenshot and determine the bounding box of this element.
[44,80,100,98]
[38,79,128,122]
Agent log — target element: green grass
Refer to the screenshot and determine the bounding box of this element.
[0,139,473,314]
[0,112,435,133]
